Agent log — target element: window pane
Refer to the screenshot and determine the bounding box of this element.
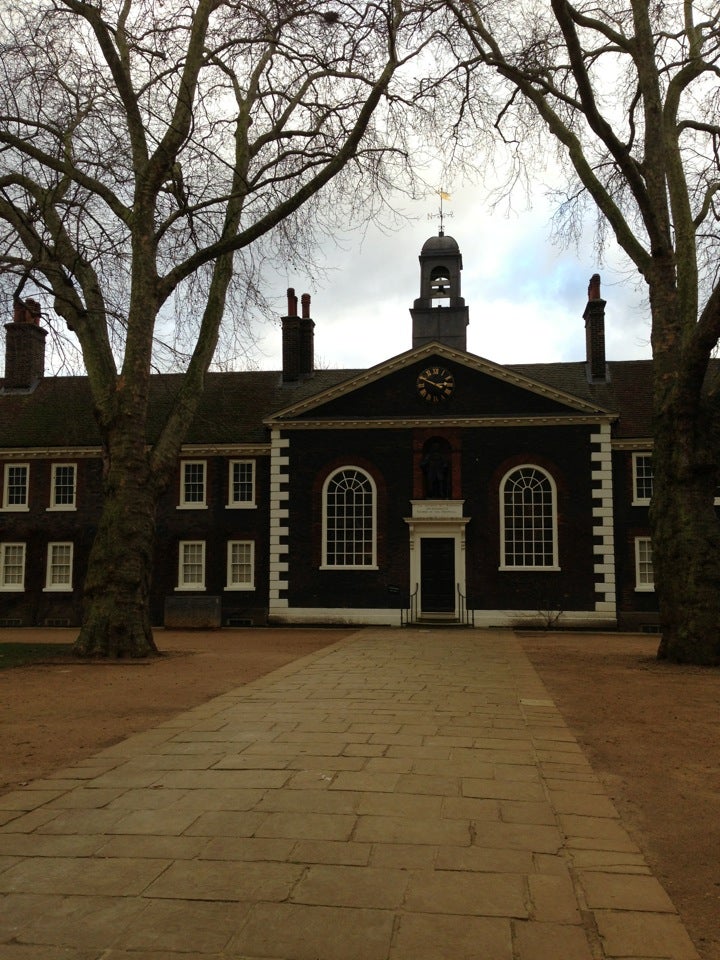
[232,461,254,503]
[2,544,25,585]
[634,455,653,501]
[325,469,374,566]
[503,468,555,567]
[637,538,654,586]
[181,542,204,584]
[53,465,76,506]
[229,541,253,584]
[6,466,28,506]
[49,543,72,585]
[183,463,205,503]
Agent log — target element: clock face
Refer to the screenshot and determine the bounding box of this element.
[416,365,455,402]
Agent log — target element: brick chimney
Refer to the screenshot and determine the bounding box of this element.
[583,274,607,382]
[282,287,314,382]
[3,297,48,390]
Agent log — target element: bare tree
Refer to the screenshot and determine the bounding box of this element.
[436,0,720,664]
[0,0,426,657]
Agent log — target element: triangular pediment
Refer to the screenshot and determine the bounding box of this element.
[265,342,614,425]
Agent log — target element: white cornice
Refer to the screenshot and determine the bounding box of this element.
[611,438,653,450]
[0,447,101,460]
[268,414,617,431]
[0,443,271,460]
[179,444,270,456]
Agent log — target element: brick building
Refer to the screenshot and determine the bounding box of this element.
[0,234,660,630]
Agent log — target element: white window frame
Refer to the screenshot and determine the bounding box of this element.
[48,463,77,511]
[499,465,560,570]
[321,466,378,569]
[227,459,256,509]
[635,537,655,591]
[179,460,207,509]
[44,542,74,592]
[2,463,30,512]
[632,451,720,504]
[176,540,206,590]
[0,542,26,591]
[226,540,255,590]
[632,452,653,505]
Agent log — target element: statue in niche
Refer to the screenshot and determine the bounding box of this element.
[421,440,450,498]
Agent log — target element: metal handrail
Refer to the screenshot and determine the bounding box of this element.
[402,583,419,626]
[403,584,473,626]
[457,583,474,626]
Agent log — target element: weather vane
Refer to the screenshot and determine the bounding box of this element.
[429,189,453,235]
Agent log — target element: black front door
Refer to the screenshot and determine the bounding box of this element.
[420,537,455,613]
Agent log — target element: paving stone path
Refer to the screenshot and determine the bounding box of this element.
[0,629,700,959]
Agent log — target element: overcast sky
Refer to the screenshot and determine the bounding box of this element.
[1,180,654,379]
[249,182,652,373]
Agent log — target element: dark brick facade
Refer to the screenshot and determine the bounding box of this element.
[1,240,668,631]
[268,415,602,624]
[0,355,663,629]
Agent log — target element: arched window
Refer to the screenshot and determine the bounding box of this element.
[500,466,558,569]
[322,467,376,568]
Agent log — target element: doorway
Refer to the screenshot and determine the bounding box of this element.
[420,538,455,612]
[405,500,468,622]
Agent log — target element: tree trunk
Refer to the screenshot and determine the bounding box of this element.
[74,429,160,658]
[650,399,720,666]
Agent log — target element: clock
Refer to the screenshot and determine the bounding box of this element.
[416,365,455,402]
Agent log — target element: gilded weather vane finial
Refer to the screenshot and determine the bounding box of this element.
[430,189,453,235]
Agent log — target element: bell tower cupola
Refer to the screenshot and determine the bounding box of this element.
[411,232,469,351]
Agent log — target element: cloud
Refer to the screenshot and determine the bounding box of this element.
[251,185,651,371]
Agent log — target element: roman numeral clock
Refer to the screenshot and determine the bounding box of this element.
[416,365,455,403]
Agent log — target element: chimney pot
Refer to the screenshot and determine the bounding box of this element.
[282,287,314,382]
[583,274,607,382]
[13,296,42,325]
[4,297,47,389]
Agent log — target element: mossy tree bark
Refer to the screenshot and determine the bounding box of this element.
[74,436,159,658]
[650,402,720,664]
[649,288,720,665]
[651,481,720,665]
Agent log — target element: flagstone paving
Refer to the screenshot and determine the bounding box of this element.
[0,629,700,959]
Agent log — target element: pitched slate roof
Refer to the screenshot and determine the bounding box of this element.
[0,376,97,448]
[0,352,669,449]
[509,360,655,439]
[0,370,362,448]
[184,370,363,444]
